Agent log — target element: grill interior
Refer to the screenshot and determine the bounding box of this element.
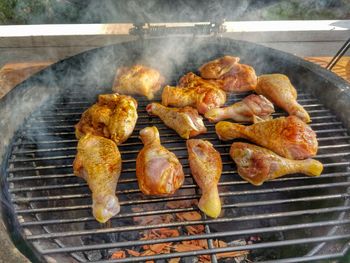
[3,83,350,262]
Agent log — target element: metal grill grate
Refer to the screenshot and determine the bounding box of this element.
[4,87,350,262]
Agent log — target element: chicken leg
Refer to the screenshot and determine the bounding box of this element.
[73,134,121,223]
[187,139,222,218]
[204,94,274,123]
[215,116,318,160]
[146,103,207,139]
[256,74,311,123]
[136,126,184,195]
[230,142,323,186]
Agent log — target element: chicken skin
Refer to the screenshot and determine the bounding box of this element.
[204,94,274,123]
[187,139,222,218]
[75,94,138,145]
[199,56,257,92]
[256,74,311,123]
[146,103,207,139]
[73,134,121,223]
[113,64,164,100]
[136,126,184,195]
[230,142,323,186]
[216,116,318,160]
[162,74,226,114]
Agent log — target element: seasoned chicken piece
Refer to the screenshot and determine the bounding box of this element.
[113,64,164,100]
[199,56,257,92]
[146,103,207,139]
[75,94,138,145]
[216,116,318,160]
[73,134,121,223]
[136,126,184,195]
[178,72,222,90]
[187,139,222,218]
[162,74,226,114]
[230,142,323,186]
[256,74,311,123]
[205,94,274,123]
[199,56,240,79]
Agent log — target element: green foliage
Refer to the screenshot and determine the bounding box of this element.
[261,0,350,20]
[0,0,82,24]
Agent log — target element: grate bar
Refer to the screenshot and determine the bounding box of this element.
[18,127,348,139]
[26,206,350,240]
[16,182,350,214]
[28,114,337,125]
[19,193,350,226]
[23,121,344,133]
[23,121,343,131]
[12,135,350,155]
[10,135,350,155]
[9,144,350,163]
[8,170,350,189]
[38,232,350,257]
[9,167,350,194]
[37,220,350,254]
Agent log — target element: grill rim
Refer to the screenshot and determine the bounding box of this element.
[1,36,350,262]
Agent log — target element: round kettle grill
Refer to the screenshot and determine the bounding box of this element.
[0,37,350,262]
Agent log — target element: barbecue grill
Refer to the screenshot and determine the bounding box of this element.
[1,36,350,262]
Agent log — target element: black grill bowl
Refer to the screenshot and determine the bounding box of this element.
[1,37,350,263]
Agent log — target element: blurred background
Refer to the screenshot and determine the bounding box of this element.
[0,0,349,24]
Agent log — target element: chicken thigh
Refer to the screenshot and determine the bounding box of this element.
[230,142,323,186]
[256,74,310,123]
[204,94,274,123]
[75,94,138,145]
[216,116,318,160]
[187,139,222,218]
[162,74,226,114]
[146,103,207,139]
[113,64,164,100]
[136,126,184,195]
[199,56,257,92]
[73,134,121,223]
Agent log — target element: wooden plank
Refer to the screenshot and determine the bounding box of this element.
[0,61,53,98]
[304,56,350,83]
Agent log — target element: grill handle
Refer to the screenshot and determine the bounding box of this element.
[129,21,226,37]
[326,37,350,70]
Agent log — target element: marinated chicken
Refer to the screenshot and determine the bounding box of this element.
[204,94,274,123]
[178,72,222,90]
[199,56,257,92]
[162,74,226,114]
[136,126,184,195]
[113,64,164,100]
[146,103,207,139]
[230,142,323,186]
[216,116,318,160]
[187,139,222,218]
[256,74,311,123]
[75,93,138,145]
[73,134,121,223]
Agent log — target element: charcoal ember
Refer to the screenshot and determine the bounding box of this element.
[118,230,140,242]
[84,250,102,261]
[181,256,199,263]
